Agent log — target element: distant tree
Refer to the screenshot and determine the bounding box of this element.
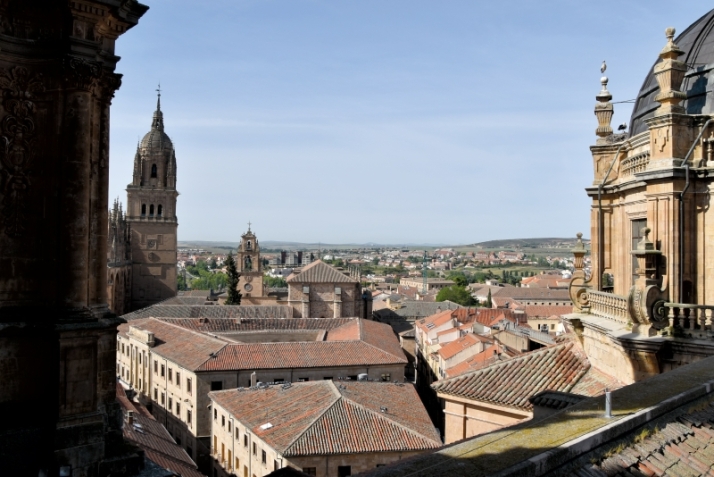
[436,286,476,306]
[264,276,287,288]
[372,257,380,265]
[177,274,187,291]
[447,272,468,287]
[224,252,242,305]
[485,289,493,308]
[208,258,217,269]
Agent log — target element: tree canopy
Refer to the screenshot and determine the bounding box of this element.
[224,252,242,305]
[436,285,477,306]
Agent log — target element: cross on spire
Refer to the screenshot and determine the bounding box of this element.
[156,82,161,111]
[248,221,251,232]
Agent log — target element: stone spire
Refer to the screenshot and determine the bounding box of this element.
[654,27,687,114]
[595,73,614,141]
[132,141,141,185]
[151,85,164,131]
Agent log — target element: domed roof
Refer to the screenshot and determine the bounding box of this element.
[630,9,714,136]
[140,95,173,152]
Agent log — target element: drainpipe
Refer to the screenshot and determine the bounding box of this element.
[678,117,713,303]
[597,142,628,291]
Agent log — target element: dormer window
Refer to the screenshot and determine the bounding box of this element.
[150,164,157,178]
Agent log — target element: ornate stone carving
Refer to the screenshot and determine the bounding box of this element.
[63,56,102,92]
[653,28,687,114]
[568,232,592,312]
[627,228,667,327]
[595,76,614,141]
[0,66,44,237]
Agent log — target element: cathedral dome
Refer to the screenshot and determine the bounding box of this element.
[630,8,714,136]
[140,95,173,152]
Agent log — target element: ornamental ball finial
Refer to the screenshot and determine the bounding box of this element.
[665,27,676,41]
[576,232,583,240]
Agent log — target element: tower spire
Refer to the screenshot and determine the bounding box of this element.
[151,83,164,131]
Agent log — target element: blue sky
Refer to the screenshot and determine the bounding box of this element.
[108,1,712,244]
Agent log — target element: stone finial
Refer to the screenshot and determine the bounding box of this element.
[573,232,586,270]
[653,27,687,114]
[595,74,614,140]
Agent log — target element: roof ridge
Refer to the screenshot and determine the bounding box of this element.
[150,317,232,344]
[434,341,571,389]
[282,382,343,454]
[338,394,441,446]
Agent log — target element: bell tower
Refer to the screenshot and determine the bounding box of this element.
[125,89,179,310]
[236,223,265,297]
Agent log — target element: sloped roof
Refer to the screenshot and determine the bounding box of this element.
[524,305,573,319]
[432,341,616,411]
[157,317,354,333]
[286,260,357,284]
[117,385,203,477]
[437,333,490,360]
[210,381,441,457]
[373,301,462,320]
[122,302,293,321]
[119,319,226,371]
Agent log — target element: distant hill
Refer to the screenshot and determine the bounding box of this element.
[177,240,448,251]
[468,237,590,250]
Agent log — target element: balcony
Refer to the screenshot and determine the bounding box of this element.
[663,303,714,338]
[588,290,630,324]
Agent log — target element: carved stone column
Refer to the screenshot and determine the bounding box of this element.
[628,227,667,335]
[569,233,592,312]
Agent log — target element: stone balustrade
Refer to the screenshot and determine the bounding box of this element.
[589,290,630,324]
[621,152,650,177]
[664,302,714,336]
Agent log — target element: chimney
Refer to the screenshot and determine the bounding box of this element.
[250,372,257,387]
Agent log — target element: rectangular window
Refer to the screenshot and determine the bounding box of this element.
[161,364,165,377]
[168,368,173,382]
[252,443,256,455]
[631,218,647,286]
[302,468,317,476]
[187,378,192,394]
[176,402,180,416]
[211,381,223,391]
[176,371,180,386]
[168,397,172,410]
[222,415,225,427]
[274,460,279,471]
[187,410,192,426]
[228,422,232,433]
[381,373,391,382]
[338,466,351,477]
[261,450,266,464]
[154,360,158,373]
[235,428,239,439]
[138,354,142,365]
[244,435,248,447]
[236,457,240,470]
[161,392,165,405]
[153,388,158,400]
[214,408,217,420]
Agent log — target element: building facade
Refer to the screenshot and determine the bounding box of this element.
[0,2,148,475]
[107,199,132,315]
[568,16,714,384]
[126,93,179,310]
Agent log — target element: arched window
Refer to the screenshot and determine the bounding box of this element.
[151,164,157,178]
[157,205,163,216]
[149,204,154,216]
[141,204,146,216]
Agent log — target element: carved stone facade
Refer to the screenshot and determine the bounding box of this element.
[107,199,132,316]
[236,226,265,298]
[568,19,714,385]
[0,1,148,476]
[125,94,179,310]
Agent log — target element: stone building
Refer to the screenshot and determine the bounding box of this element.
[236,225,265,299]
[116,316,407,470]
[287,260,371,318]
[567,13,714,384]
[209,381,441,477]
[125,92,179,310]
[107,199,132,315]
[0,1,148,476]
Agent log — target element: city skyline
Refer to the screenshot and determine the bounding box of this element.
[108,1,711,243]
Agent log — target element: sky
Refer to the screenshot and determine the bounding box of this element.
[108,1,713,245]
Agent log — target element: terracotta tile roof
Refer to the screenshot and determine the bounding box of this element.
[415,310,454,333]
[524,305,573,319]
[443,342,521,377]
[210,381,441,457]
[118,319,226,371]
[432,341,613,411]
[197,339,406,371]
[117,385,204,477]
[285,260,358,284]
[491,287,572,301]
[122,303,293,321]
[575,400,714,477]
[473,308,520,327]
[437,333,487,360]
[372,301,462,321]
[157,317,354,333]
[325,320,361,341]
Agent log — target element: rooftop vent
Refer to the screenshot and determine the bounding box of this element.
[259,423,273,430]
[380,407,388,413]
